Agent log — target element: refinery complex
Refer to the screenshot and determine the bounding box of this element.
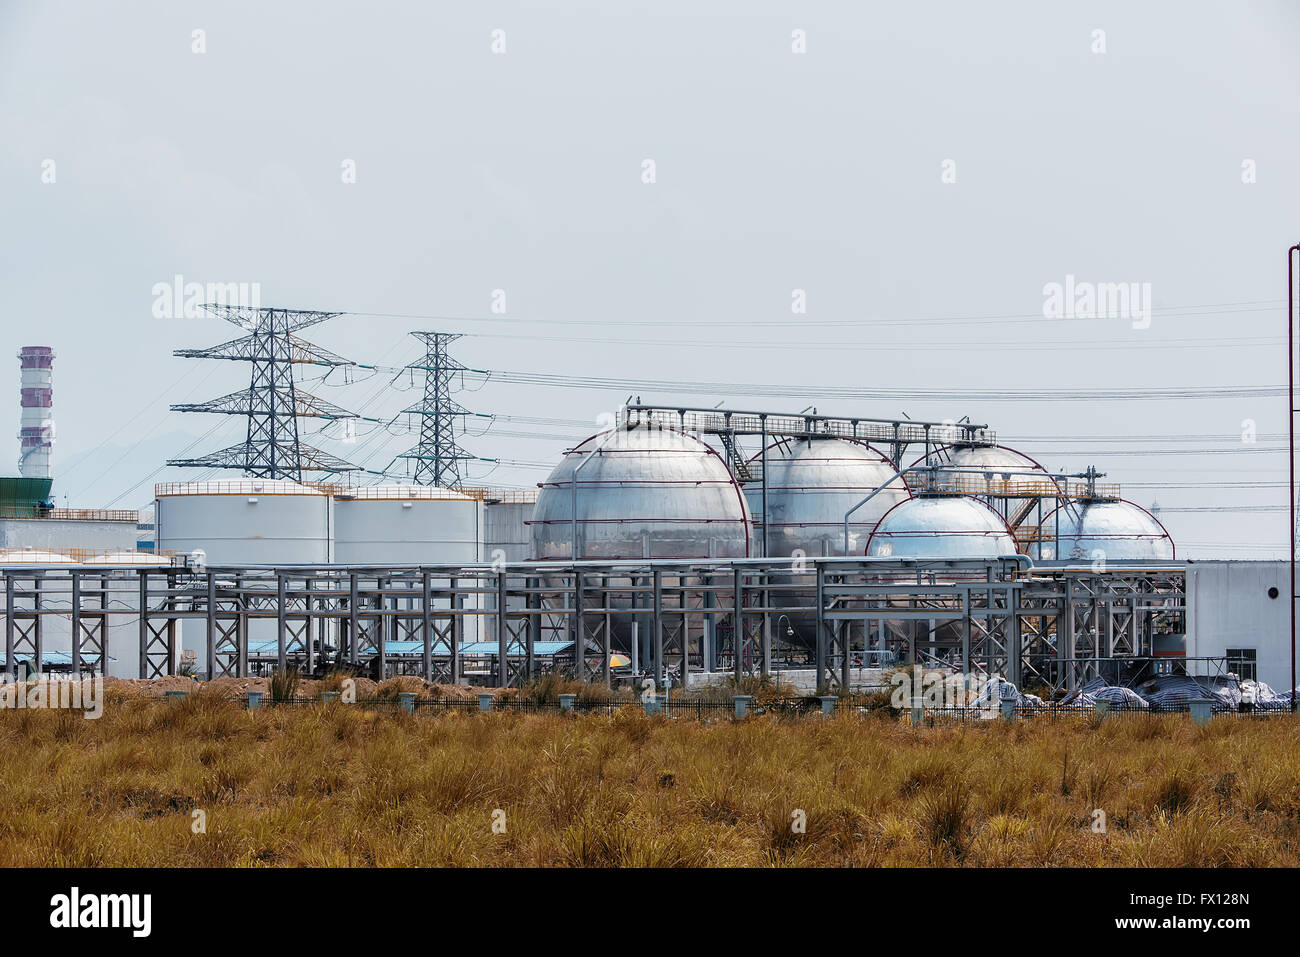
[0,305,1290,704]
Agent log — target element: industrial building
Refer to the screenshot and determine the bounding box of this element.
[0,318,1295,703]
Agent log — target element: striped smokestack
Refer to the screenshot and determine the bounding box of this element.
[18,345,54,479]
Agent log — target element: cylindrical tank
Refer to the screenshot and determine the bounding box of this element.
[866,495,1019,561]
[155,479,331,564]
[529,425,751,662]
[332,485,481,564]
[1035,498,1175,561]
[530,426,751,561]
[744,437,905,558]
[484,494,536,564]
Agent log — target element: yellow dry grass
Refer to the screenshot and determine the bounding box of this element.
[1,697,1296,867]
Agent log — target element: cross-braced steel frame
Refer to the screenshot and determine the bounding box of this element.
[0,558,1186,693]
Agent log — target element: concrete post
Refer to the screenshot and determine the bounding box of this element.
[819,695,837,717]
[246,691,262,709]
[733,695,753,718]
[1189,699,1213,726]
[643,694,662,715]
[478,693,494,712]
[1094,699,1110,719]
[165,689,189,702]
[321,691,339,704]
[999,698,1016,721]
[398,692,416,715]
[558,693,577,712]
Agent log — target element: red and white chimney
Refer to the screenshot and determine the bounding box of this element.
[18,346,54,479]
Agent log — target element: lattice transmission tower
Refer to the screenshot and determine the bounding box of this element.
[168,304,361,482]
[398,332,473,488]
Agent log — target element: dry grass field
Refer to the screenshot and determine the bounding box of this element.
[2,685,1298,867]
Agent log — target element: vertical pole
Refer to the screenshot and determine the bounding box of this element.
[760,416,769,558]
[733,566,743,681]
[5,574,15,679]
[422,571,433,681]
[525,576,537,680]
[496,571,508,688]
[573,571,584,679]
[377,576,388,681]
[205,571,216,680]
[600,575,611,689]
[32,575,42,675]
[815,563,826,692]
[138,571,148,680]
[451,576,463,684]
[304,576,315,677]
[276,573,287,672]
[71,572,81,678]
[348,573,359,667]
[653,568,664,687]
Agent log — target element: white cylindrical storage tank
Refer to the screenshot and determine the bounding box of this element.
[332,485,482,564]
[484,494,536,564]
[866,495,1018,561]
[1036,498,1174,561]
[155,479,331,565]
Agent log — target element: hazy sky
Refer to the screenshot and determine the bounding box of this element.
[2,0,1298,557]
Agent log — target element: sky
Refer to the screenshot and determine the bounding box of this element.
[1,0,1298,557]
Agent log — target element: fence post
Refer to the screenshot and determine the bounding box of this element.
[1189,699,1213,726]
[733,695,753,718]
[643,695,662,715]
[558,693,576,712]
[819,695,837,717]
[478,693,494,713]
[321,691,339,704]
[246,691,262,710]
[398,692,416,715]
[1094,699,1110,720]
[999,699,1016,722]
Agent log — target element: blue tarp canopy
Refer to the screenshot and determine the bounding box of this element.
[0,652,113,665]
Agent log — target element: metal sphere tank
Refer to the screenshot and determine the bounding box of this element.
[866,495,1019,561]
[907,443,1055,529]
[529,425,751,661]
[744,437,905,558]
[332,485,482,564]
[530,426,751,561]
[741,436,904,648]
[1035,499,1174,561]
[155,479,331,565]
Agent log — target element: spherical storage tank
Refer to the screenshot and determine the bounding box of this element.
[530,426,751,561]
[745,437,906,557]
[1035,499,1174,561]
[155,480,331,564]
[529,426,751,659]
[333,485,482,564]
[866,495,1018,561]
[908,443,1054,525]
